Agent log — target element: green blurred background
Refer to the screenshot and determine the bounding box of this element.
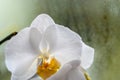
[0,0,120,80]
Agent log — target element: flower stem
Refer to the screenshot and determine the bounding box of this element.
[84,72,91,80]
[0,32,18,45]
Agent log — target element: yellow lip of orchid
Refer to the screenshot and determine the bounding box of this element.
[35,48,61,80]
[37,53,61,80]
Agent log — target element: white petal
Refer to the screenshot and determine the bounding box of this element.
[48,60,81,80]
[67,68,86,80]
[11,59,38,80]
[41,25,57,54]
[43,24,82,65]
[5,27,38,79]
[80,42,94,69]
[29,74,42,80]
[47,63,72,80]
[39,37,50,53]
[30,14,55,33]
[29,27,42,53]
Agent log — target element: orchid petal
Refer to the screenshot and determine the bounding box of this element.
[80,42,94,69]
[47,60,81,80]
[29,27,42,53]
[39,37,50,53]
[43,24,82,65]
[47,63,72,80]
[67,68,86,80]
[30,14,55,33]
[29,74,42,80]
[5,28,38,79]
[11,59,38,80]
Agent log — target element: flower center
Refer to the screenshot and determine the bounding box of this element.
[37,54,61,80]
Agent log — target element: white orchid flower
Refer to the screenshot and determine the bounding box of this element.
[5,14,94,80]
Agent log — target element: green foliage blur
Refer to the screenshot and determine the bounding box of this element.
[0,0,120,80]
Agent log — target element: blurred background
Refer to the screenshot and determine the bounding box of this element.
[0,0,120,80]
